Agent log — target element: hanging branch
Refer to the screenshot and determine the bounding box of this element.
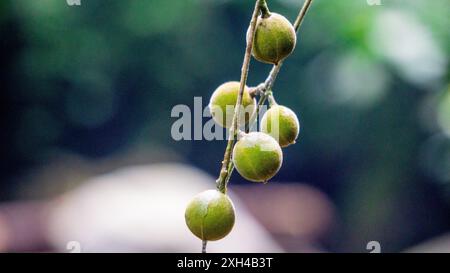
[220,0,315,190]
[216,0,264,194]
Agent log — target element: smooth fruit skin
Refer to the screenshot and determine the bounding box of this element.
[250,13,296,65]
[261,105,300,148]
[185,190,235,241]
[232,132,283,182]
[209,81,256,128]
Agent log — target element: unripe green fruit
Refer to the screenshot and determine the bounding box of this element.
[261,105,300,148]
[232,132,283,182]
[250,13,296,65]
[209,81,257,128]
[185,190,235,241]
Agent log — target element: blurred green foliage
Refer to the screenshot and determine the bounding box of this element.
[0,0,449,252]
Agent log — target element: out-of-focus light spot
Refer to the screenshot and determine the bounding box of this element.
[329,51,389,108]
[437,86,450,137]
[368,9,447,87]
[47,164,282,252]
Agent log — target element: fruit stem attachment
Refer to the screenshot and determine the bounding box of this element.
[267,91,277,107]
[216,0,263,194]
[260,0,271,18]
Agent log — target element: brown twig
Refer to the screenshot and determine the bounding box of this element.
[216,0,263,194]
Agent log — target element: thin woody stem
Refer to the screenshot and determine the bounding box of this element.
[294,0,314,31]
[216,0,263,194]
[202,240,207,253]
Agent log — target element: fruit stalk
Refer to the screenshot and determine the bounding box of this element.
[216,0,263,194]
[260,0,271,18]
[202,240,207,253]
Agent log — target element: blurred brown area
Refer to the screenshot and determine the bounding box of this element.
[0,201,51,252]
[233,184,335,252]
[0,152,337,252]
[0,180,336,252]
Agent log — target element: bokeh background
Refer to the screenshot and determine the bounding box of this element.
[0,0,449,252]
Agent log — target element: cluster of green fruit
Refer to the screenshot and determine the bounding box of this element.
[185,8,300,243]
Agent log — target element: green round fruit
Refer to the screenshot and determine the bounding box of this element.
[261,105,300,148]
[185,190,235,241]
[250,13,296,65]
[209,81,256,128]
[232,132,283,182]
